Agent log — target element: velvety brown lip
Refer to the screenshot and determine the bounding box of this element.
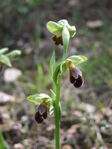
[52,35,63,45]
[35,104,48,123]
[69,67,83,88]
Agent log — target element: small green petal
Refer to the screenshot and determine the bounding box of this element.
[58,19,69,26]
[68,25,76,37]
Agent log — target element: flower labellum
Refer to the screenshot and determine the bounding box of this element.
[52,36,63,45]
[69,66,83,88]
[35,104,48,123]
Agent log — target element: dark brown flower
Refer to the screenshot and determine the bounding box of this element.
[52,35,63,45]
[69,67,83,88]
[35,104,48,123]
[35,111,43,123]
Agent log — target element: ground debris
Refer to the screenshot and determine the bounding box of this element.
[86,20,103,29]
[4,68,22,82]
[0,92,15,105]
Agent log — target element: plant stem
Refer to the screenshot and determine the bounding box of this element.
[54,75,61,149]
[62,47,67,61]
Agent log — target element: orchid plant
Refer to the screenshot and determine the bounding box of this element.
[27,19,88,149]
[0,48,21,71]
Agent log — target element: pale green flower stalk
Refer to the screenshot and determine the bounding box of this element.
[27,19,87,149]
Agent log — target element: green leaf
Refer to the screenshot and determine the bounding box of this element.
[62,26,70,52]
[50,52,55,77]
[46,21,62,36]
[53,64,61,84]
[27,93,51,105]
[0,55,12,67]
[53,62,67,84]
[6,50,21,58]
[0,48,8,55]
[0,131,9,149]
[66,55,88,66]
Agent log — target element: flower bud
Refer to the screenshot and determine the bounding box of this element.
[69,67,83,88]
[52,35,63,45]
[35,104,48,123]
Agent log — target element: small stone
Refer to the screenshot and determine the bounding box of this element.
[86,20,103,29]
[0,92,15,105]
[47,124,55,132]
[79,102,95,113]
[23,139,32,148]
[62,145,72,149]
[4,68,22,82]
[13,143,24,149]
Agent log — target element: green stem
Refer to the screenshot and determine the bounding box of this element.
[54,75,61,149]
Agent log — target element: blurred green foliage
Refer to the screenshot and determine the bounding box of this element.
[0,0,49,46]
[0,132,9,149]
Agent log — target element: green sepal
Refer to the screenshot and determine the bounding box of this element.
[27,93,52,105]
[6,50,21,58]
[66,55,88,66]
[46,21,62,37]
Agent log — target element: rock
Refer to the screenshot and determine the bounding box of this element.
[0,92,15,105]
[86,20,103,29]
[23,139,32,148]
[3,123,24,143]
[13,143,24,149]
[67,125,79,134]
[78,102,96,113]
[62,145,72,149]
[68,0,78,7]
[4,68,22,82]
[46,124,55,132]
